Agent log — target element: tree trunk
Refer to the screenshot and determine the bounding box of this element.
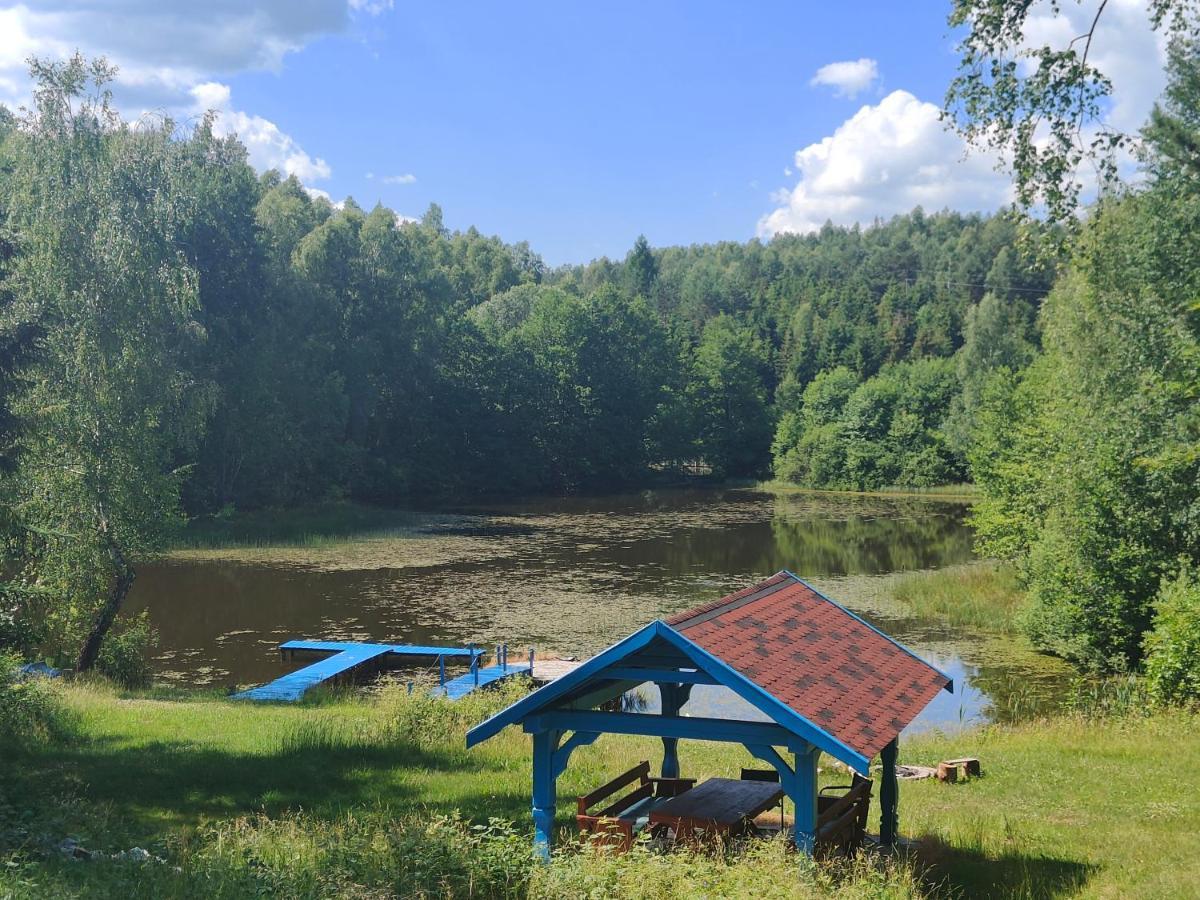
[76,536,136,673]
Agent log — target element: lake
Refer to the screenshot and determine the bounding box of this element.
[127,487,1072,734]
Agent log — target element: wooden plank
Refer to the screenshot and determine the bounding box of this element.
[597,782,653,819]
[816,780,870,829]
[234,644,394,702]
[648,778,783,830]
[437,663,531,700]
[578,761,650,812]
[280,640,480,658]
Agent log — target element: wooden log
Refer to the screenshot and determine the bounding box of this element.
[943,757,981,777]
[936,762,958,783]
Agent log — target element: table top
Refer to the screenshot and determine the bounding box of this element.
[648,777,784,830]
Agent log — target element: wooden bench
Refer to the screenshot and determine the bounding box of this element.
[576,761,696,850]
[815,774,872,854]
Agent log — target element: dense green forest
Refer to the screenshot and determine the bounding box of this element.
[1,43,1199,692]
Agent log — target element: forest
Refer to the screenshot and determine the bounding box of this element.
[1,35,1198,694]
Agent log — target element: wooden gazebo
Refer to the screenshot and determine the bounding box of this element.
[467,571,952,857]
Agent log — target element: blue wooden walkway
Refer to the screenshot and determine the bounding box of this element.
[233,640,483,702]
[435,662,533,700]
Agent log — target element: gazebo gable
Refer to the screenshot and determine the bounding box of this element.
[466,618,871,772]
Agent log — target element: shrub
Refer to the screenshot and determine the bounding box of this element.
[96,612,157,689]
[0,651,72,749]
[0,587,49,657]
[1144,567,1200,706]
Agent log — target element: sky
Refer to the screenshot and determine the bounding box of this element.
[0,1,1172,266]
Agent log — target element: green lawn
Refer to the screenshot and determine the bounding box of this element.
[2,679,1197,898]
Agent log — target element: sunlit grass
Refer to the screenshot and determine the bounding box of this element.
[891,561,1025,632]
[757,481,978,502]
[3,677,1198,897]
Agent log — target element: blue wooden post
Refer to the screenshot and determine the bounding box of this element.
[531,729,561,860]
[880,737,899,846]
[793,746,819,855]
[657,683,690,778]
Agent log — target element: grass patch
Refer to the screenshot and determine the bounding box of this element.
[757,482,978,502]
[175,502,451,550]
[1,678,1197,898]
[891,561,1025,632]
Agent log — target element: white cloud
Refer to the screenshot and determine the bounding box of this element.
[809,58,878,99]
[381,173,417,185]
[0,4,357,192]
[349,0,394,14]
[758,90,1012,237]
[192,81,331,183]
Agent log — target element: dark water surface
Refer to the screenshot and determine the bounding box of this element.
[128,488,1071,734]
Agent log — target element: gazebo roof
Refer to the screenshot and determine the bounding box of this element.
[665,571,952,760]
[467,571,951,772]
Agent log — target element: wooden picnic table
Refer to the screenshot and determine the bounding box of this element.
[648,777,784,838]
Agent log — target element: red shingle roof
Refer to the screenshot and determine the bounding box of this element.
[665,571,950,760]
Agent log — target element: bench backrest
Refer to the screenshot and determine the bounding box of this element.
[577,761,651,817]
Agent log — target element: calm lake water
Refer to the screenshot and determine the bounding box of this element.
[127,488,1072,734]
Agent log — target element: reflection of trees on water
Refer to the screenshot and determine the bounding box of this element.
[594,494,976,582]
[768,501,975,576]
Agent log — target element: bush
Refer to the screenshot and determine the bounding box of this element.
[96,612,157,689]
[0,587,49,657]
[1144,568,1200,706]
[0,651,72,749]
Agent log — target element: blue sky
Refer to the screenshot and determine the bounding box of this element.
[0,2,1169,265]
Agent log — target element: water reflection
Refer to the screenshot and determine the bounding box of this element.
[128,488,1069,732]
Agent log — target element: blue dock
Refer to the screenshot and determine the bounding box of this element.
[435,661,533,700]
[233,640,532,702]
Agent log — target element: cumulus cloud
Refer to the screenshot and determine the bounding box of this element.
[758,90,1012,237]
[192,81,331,183]
[809,58,878,99]
[1,1,350,89]
[0,4,372,190]
[381,173,417,185]
[762,2,1173,238]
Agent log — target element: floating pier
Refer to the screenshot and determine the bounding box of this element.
[233,639,534,702]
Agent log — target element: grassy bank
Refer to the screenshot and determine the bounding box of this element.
[891,561,1025,632]
[175,502,452,550]
[2,677,1197,899]
[757,482,978,502]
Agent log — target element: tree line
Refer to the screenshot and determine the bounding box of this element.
[2,37,1198,695]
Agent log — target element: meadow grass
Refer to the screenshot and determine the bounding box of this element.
[174,502,448,550]
[756,482,978,502]
[891,561,1025,632]
[2,677,1197,898]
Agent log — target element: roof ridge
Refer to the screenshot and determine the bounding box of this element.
[664,571,790,628]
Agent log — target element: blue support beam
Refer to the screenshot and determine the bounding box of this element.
[880,737,899,846]
[524,710,803,750]
[552,731,600,780]
[657,682,692,778]
[743,743,800,800]
[531,729,561,860]
[792,746,819,854]
[599,667,719,686]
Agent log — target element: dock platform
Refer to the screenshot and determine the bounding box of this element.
[233,640,483,702]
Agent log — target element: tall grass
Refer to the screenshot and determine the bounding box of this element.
[4,678,1200,897]
[891,561,1024,632]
